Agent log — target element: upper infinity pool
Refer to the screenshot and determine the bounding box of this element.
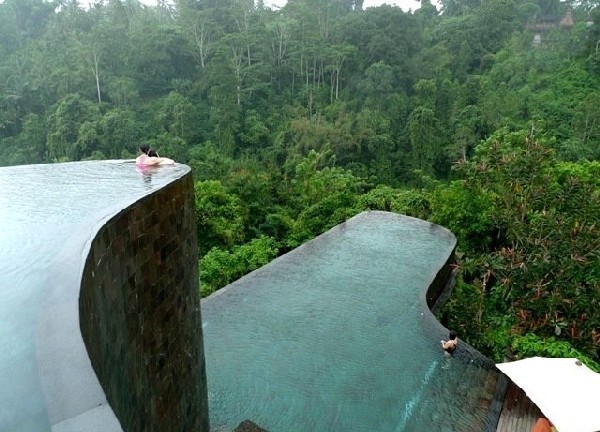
[202,211,499,432]
[0,161,190,432]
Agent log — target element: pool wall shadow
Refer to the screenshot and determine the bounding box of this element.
[77,172,209,432]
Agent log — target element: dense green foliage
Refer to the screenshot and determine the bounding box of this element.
[437,131,599,362]
[1,0,598,362]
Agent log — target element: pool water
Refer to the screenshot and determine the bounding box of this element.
[202,212,499,432]
[0,161,189,432]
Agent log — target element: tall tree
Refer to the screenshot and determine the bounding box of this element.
[407,106,439,176]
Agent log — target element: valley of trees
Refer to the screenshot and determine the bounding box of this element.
[0,0,598,366]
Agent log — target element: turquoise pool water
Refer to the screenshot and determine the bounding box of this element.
[202,212,499,431]
[0,161,189,432]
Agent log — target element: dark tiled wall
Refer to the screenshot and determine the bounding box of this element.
[425,250,456,310]
[79,173,209,432]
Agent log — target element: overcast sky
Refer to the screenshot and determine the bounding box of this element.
[263,0,424,11]
[138,0,425,13]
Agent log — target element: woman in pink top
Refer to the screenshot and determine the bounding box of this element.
[135,143,174,166]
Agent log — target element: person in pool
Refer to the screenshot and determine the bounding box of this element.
[136,143,174,166]
[441,330,458,355]
[147,148,174,165]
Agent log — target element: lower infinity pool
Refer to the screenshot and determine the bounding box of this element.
[201,211,499,432]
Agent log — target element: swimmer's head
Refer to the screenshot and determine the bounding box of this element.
[139,143,150,154]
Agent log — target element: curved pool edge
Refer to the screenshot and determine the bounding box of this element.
[418,215,505,432]
[36,224,120,432]
[33,164,209,432]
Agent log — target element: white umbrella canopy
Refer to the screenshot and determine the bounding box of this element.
[496,357,600,432]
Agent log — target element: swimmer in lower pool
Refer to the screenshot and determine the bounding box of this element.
[135,143,174,166]
[441,330,458,355]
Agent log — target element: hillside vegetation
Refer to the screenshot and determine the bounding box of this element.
[1,0,598,365]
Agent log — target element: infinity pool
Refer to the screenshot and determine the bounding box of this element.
[0,161,189,432]
[202,212,499,432]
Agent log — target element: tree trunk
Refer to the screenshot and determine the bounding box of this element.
[92,51,101,104]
